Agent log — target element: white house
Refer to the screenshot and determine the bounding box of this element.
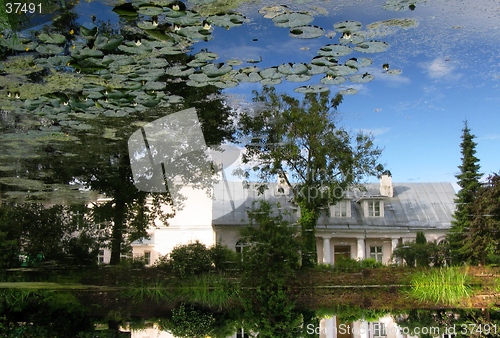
[131,174,456,266]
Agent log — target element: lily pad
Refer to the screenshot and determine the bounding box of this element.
[295,85,330,94]
[38,33,66,44]
[386,69,403,75]
[350,73,375,83]
[333,20,363,32]
[354,40,390,53]
[311,56,339,67]
[137,5,164,16]
[36,44,64,55]
[80,25,98,39]
[286,74,311,82]
[339,88,358,95]
[167,11,202,25]
[208,13,246,29]
[202,63,233,77]
[177,26,213,41]
[318,44,352,57]
[306,64,329,75]
[259,5,291,19]
[290,25,325,39]
[278,63,309,75]
[0,37,38,51]
[329,65,357,76]
[272,12,313,28]
[260,67,282,79]
[137,21,160,30]
[260,78,282,86]
[166,65,195,77]
[320,75,346,85]
[194,51,219,61]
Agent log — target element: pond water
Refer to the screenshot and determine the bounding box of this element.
[1,0,499,336]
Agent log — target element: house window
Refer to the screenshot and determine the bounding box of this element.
[235,240,248,261]
[98,250,105,264]
[370,246,383,263]
[373,322,386,337]
[144,251,151,265]
[236,328,249,338]
[367,200,382,217]
[330,200,351,217]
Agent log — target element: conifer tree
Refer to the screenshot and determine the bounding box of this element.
[448,121,482,264]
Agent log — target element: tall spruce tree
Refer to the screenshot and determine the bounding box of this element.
[448,121,482,264]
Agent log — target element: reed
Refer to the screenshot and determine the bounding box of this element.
[125,273,240,309]
[409,267,471,305]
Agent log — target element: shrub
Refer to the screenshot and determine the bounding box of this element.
[333,257,361,271]
[169,241,212,278]
[209,243,239,271]
[359,258,383,269]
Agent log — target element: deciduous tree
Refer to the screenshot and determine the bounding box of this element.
[238,87,384,266]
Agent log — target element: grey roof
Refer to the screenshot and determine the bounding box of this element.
[212,181,456,229]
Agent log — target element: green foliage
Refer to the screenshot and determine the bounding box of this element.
[0,204,100,267]
[448,121,483,264]
[238,86,384,266]
[330,257,383,271]
[460,173,500,265]
[241,201,301,285]
[409,267,471,305]
[158,303,237,338]
[169,241,213,278]
[209,242,240,271]
[392,236,449,267]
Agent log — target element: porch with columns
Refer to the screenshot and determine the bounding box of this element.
[317,235,403,265]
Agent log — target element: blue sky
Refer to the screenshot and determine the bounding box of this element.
[192,0,500,189]
[71,0,499,189]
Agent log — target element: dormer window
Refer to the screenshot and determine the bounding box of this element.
[366,200,384,217]
[330,200,351,217]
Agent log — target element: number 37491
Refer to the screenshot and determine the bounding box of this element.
[5,3,42,14]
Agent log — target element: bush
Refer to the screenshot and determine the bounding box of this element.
[359,258,383,269]
[169,241,212,278]
[333,257,361,271]
[209,243,239,271]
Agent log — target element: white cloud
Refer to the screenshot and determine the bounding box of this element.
[354,127,391,137]
[421,58,463,81]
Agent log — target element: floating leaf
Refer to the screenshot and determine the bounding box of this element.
[137,5,164,16]
[80,25,98,39]
[329,65,357,76]
[260,67,282,79]
[320,75,346,85]
[38,33,66,44]
[318,44,352,57]
[386,69,403,75]
[278,63,308,75]
[333,20,362,32]
[0,37,38,51]
[295,85,330,94]
[112,2,138,17]
[339,88,358,95]
[137,21,160,30]
[194,51,219,61]
[311,56,339,67]
[259,5,291,19]
[290,25,325,39]
[350,73,375,83]
[260,78,282,85]
[272,12,313,28]
[354,40,390,53]
[36,44,64,55]
[167,11,202,25]
[166,65,195,77]
[177,26,213,41]
[202,63,233,77]
[208,13,246,29]
[286,74,311,82]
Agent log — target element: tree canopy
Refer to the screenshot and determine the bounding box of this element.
[448,121,482,264]
[238,87,384,266]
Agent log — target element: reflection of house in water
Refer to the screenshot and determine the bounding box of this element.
[123,316,421,338]
[131,174,456,266]
[318,315,419,338]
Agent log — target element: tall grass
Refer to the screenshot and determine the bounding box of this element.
[125,273,240,309]
[409,267,471,305]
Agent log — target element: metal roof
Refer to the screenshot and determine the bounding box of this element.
[212,181,456,229]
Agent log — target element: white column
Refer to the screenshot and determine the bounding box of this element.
[391,237,399,265]
[357,238,365,260]
[323,237,331,264]
[320,316,337,338]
